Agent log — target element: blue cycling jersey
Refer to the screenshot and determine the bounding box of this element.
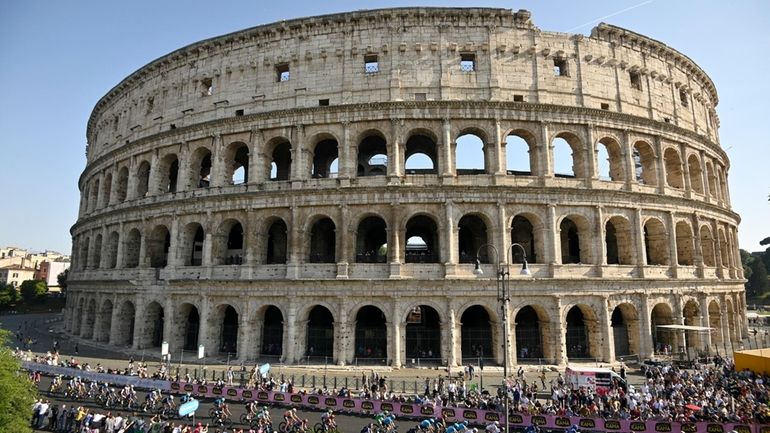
[420,420,431,428]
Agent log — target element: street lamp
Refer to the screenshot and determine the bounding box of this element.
[473,243,531,433]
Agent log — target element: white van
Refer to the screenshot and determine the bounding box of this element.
[565,367,625,395]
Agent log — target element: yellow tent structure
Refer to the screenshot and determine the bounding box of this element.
[734,349,770,375]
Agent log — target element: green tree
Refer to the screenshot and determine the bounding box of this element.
[741,249,755,282]
[747,258,770,298]
[19,280,47,304]
[0,328,36,432]
[0,284,20,307]
[56,269,68,293]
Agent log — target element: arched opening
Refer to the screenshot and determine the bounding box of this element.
[215,220,244,265]
[405,215,440,263]
[116,166,129,202]
[700,226,716,267]
[123,228,141,268]
[596,137,625,181]
[405,305,441,361]
[611,305,638,357]
[717,168,728,202]
[83,299,97,339]
[96,300,113,343]
[79,237,90,270]
[102,173,112,205]
[355,306,387,362]
[511,215,539,263]
[147,225,170,268]
[566,306,594,360]
[553,133,585,178]
[455,133,486,175]
[458,215,488,263]
[158,154,179,193]
[355,216,388,263]
[116,301,136,347]
[73,299,84,335]
[306,306,334,359]
[651,303,674,354]
[144,302,164,349]
[505,131,536,175]
[688,154,704,194]
[515,306,544,361]
[92,234,103,269]
[460,305,492,362]
[664,148,684,189]
[192,149,212,188]
[106,231,119,269]
[182,305,200,351]
[269,140,292,181]
[706,162,717,199]
[90,179,100,211]
[719,230,730,270]
[708,301,723,349]
[675,221,694,266]
[683,300,702,351]
[644,219,669,265]
[266,219,288,264]
[183,224,205,266]
[136,161,151,198]
[560,216,591,264]
[605,216,633,265]
[308,217,336,263]
[227,143,249,185]
[312,138,339,178]
[404,133,438,175]
[219,305,239,355]
[633,141,657,185]
[261,306,283,357]
[357,132,387,177]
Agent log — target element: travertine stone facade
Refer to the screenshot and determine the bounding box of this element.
[67,8,745,367]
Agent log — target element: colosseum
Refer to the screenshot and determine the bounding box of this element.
[65,7,746,368]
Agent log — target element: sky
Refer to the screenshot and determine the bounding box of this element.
[1,0,768,254]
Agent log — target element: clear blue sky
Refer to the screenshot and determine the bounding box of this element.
[1,0,768,254]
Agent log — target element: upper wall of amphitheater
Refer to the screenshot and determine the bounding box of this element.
[84,8,720,162]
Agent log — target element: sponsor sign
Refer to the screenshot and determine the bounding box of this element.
[178,399,199,417]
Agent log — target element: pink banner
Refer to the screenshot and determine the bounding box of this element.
[168,382,763,433]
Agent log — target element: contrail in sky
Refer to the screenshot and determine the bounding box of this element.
[566,0,655,32]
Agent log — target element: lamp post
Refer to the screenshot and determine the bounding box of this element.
[473,243,531,433]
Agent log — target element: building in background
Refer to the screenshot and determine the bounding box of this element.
[0,266,36,288]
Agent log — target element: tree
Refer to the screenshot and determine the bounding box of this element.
[0,284,20,307]
[741,249,755,282]
[0,328,37,432]
[19,280,47,304]
[747,258,770,299]
[56,269,68,293]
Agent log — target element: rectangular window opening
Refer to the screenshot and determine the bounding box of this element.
[630,71,642,91]
[600,103,610,110]
[680,89,689,107]
[513,94,524,102]
[553,58,568,76]
[318,99,330,106]
[414,93,427,101]
[201,78,213,96]
[364,54,379,74]
[276,63,290,82]
[169,124,177,130]
[235,109,244,117]
[460,53,476,72]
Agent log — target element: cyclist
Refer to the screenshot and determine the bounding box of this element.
[361,423,376,433]
[374,411,389,426]
[321,410,336,432]
[162,393,176,411]
[258,406,272,424]
[485,421,500,433]
[283,407,302,431]
[382,414,396,433]
[180,392,192,404]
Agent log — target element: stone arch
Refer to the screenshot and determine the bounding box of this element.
[708,300,723,349]
[404,129,439,174]
[157,153,180,193]
[643,218,669,265]
[511,213,544,264]
[564,304,601,360]
[664,148,684,189]
[123,228,141,268]
[596,136,625,181]
[514,304,552,363]
[265,137,292,181]
[559,214,593,264]
[505,129,538,175]
[79,236,90,270]
[147,225,170,268]
[212,304,239,355]
[717,167,728,202]
[189,146,213,188]
[706,162,717,199]
[180,222,205,266]
[726,299,737,344]
[257,304,284,358]
[175,303,200,351]
[675,221,695,266]
[139,301,164,349]
[92,234,103,269]
[105,231,119,269]
[135,160,151,198]
[355,215,388,263]
[683,299,702,350]
[650,303,674,353]
[214,218,245,265]
[700,225,716,267]
[455,130,487,175]
[611,303,640,357]
[632,140,657,185]
[605,215,633,265]
[89,178,100,211]
[73,298,85,335]
[307,215,336,263]
[82,298,97,339]
[405,304,442,361]
[102,172,113,205]
[96,299,113,343]
[224,141,249,185]
[310,134,339,178]
[405,214,440,263]
[265,217,288,264]
[115,300,136,347]
[357,130,388,177]
[458,213,490,263]
[354,305,387,363]
[305,305,334,359]
[719,229,730,271]
[688,154,704,194]
[460,305,494,361]
[552,131,586,179]
[115,166,129,202]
